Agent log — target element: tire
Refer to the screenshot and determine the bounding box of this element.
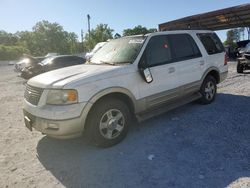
[85,98,131,147]
[198,75,217,105]
[237,61,244,73]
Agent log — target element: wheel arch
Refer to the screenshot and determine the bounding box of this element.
[202,67,220,84]
[81,87,137,129]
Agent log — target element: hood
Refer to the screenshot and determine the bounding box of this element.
[27,64,128,89]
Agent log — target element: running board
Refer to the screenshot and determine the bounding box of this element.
[136,92,202,122]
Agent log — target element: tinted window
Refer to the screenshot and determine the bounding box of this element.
[53,56,81,66]
[71,57,84,64]
[169,34,201,61]
[197,33,224,55]
[146,35,172,67]
[50,57,69,68]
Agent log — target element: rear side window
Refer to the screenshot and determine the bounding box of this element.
[197,33,225,55]
[146,35,172,67]
[169,34,202,61]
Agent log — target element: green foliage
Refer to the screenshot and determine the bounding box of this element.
[84,24,114,50]
[123,25,157,36]
[224,27,246,47]
[0,30,18,45]
[0,45,29,60]
[0,20,82,59]
[0,21,160,60]
[27,20,80,56]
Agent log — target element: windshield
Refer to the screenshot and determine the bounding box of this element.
[246,42,250,50]
[91,42,106,53]
[40,57,54,65]
[90,36,145,65]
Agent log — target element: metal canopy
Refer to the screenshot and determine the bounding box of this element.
[159,4,250,31]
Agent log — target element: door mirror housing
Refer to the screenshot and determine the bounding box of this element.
[142,68,153,83]
[138,53,153,83]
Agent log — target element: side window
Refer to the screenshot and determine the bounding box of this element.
[72,57,83,65]
[197,33,225,55]
[53,57,63,65]
[53,57,69,67]
[62,57,76,66]
[169,34,202,61]
[146,35,172,67]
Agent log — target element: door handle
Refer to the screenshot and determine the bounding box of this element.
[199,60,205,66]
[168,67,175,73]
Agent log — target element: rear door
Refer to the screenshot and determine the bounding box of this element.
[168,34,204,94]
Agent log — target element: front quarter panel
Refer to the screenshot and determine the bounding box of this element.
[73,71,140,102]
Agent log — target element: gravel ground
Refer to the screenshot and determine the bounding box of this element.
[0,62,249,188]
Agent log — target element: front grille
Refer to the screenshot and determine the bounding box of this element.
[24,84,44,105]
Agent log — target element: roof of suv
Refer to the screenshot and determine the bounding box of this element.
[146,30,214,37]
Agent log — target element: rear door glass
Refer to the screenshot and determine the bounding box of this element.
[197,33,225,55]
[169,34,202,61]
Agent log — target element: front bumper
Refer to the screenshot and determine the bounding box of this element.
[238,57,250,64]
[23,100,90,139]
[23,110,84,139]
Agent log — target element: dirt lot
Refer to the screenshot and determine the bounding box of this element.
[0,62,249,188]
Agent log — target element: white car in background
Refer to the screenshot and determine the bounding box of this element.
[85,42,106,60]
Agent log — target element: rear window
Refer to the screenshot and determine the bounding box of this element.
[197,33,224,55]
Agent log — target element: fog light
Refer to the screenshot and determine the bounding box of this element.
[47,123,59,130]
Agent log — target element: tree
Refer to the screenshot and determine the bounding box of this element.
[0,20,84,60]
[123,25,157,36]
[29,20,80,55]
[84,24,114,50]
[0,30,18,46]
[224,28,246,49]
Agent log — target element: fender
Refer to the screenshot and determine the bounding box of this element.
[79,87,138,129]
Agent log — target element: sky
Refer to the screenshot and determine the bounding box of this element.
[0,0,249,42]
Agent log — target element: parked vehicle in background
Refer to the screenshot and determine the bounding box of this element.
[23,30,228,147]
[21,55,85,79]
[236,40,250,57]
[237,42,250,73]
[85,42,106,60]
[15,53,59,72]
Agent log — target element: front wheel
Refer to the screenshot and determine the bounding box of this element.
[198,75,217,105]
[85,98,131,147]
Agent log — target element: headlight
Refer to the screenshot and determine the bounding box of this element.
[46,89,78,105]
[22,58,30,64]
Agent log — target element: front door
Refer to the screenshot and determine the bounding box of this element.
[138,35,181,109]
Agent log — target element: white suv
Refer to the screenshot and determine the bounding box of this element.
[23,30,228,147]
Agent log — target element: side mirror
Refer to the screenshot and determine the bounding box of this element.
[142,68,153,83]
[138,53,153,83]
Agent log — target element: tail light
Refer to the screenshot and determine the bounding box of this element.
[224,53,229,65]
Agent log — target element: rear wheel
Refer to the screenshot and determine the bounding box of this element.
[198,75,217,105]
[85,98,131,147]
